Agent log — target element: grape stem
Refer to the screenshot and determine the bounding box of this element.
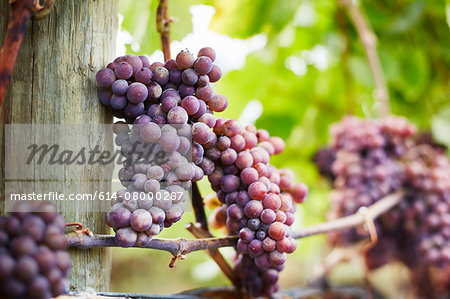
[0,0,54,121]
[156,0,172,61]
[66,191,404,255]
[339,0,390,117]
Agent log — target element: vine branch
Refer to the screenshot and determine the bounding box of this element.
[0,0,54,120]
[339,0,389,117]
[156,0,171,61]
[292,191,403,239]
[67,192,404,255]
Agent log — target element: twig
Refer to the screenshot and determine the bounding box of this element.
[66,232,238,257]
[0,0,54,120]
[292,191,403,239]
[66,192,403,255]
[156,0,171,61]
[191,182,209,231]
[186,223,240,287]
[340,0,389,117]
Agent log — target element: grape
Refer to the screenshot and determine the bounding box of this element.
[197,74,209,87]
[111,79,128,95]
[110,95,127,110]
[209,94,228,112]
[0,201,70,298]
[139,55,150,68]
[110,206,131,228]
[192,142,204,165]
[198,113,216,128]
[107,62,116,70]
[114,62,133,79]
[192,99,207,118]
[127,82,148,104]
[123,54,143,74]
[181,68,198,85]
[176,50,195,70]
[248,181,267,201]
[97,88,112,106]
[181,96,200,115]
[124,102,145,119]
[261,209,276,224]
[195,86,214,102]
[194,56,213,75]
[147,82,163,100]
[192,122,212,145]
[167,106,188,124]
[220,175,240,193]
[207,65,222,82]
[178,84,195,98]
[153,66,170,86]
[269,137,285,155]
[150,62,164,70]
[161,97,178,113]
[115,227,138,248]
[164,59,178,71]
[130,209,153,232]
[198,47,216,62]
[135,67,153,84]
[159,131,180,152]
[244,200,264,218]
[96,68,116,87]
[220,148,237,165]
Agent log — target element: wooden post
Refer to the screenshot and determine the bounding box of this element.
[0,0,117,293]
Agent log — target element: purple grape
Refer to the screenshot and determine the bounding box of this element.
[160,131,180,152]
[140,122,161,143]
[198,47,216,62]
[209,94,228,112]
[169,69,182,84]
[153,66,170,85]
[181,96,200,115]
[111,79,128,95]
[207,65,222,82]
[135,67,153,84]
[123,54,143,74]
[130,209,152,232]
[124,102,145,119]
[115,227,137,247]
[167,106,188,124]
[192,122,212,145]
[176,50,195,70]
[147,82,163,100]
[197,74,209,87]
[110,95,127,110]
[139,55,150,68]
[114,62,133,79]
[220,175,240,193]
[244,200,264,218]
[164,59,178,71]
[178,84,195,98]
[96,68,116,87]
[195,86,214,102]
[127,82,148,104]
[194,56,213,75]
[181,68,198,85]
[98,88,112,106]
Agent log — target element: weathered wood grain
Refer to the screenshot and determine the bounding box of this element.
[0,0,118,293]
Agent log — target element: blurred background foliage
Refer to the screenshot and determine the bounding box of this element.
[111,0,450,296]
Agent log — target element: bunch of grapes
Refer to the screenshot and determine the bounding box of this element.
[204,118,307,297]
[106,119,205,247]
[327,116,415,248]
[0,201,71,299]
[96,47,226,124]
[390,144,450,269]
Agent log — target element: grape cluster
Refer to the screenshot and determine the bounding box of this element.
[390,145,450,269]
[96,48,226,124]
[327,116,415,247]
[106,120,204,246]
[0,201,71,299]
[204,119,307,297]
[324,115,450,274]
